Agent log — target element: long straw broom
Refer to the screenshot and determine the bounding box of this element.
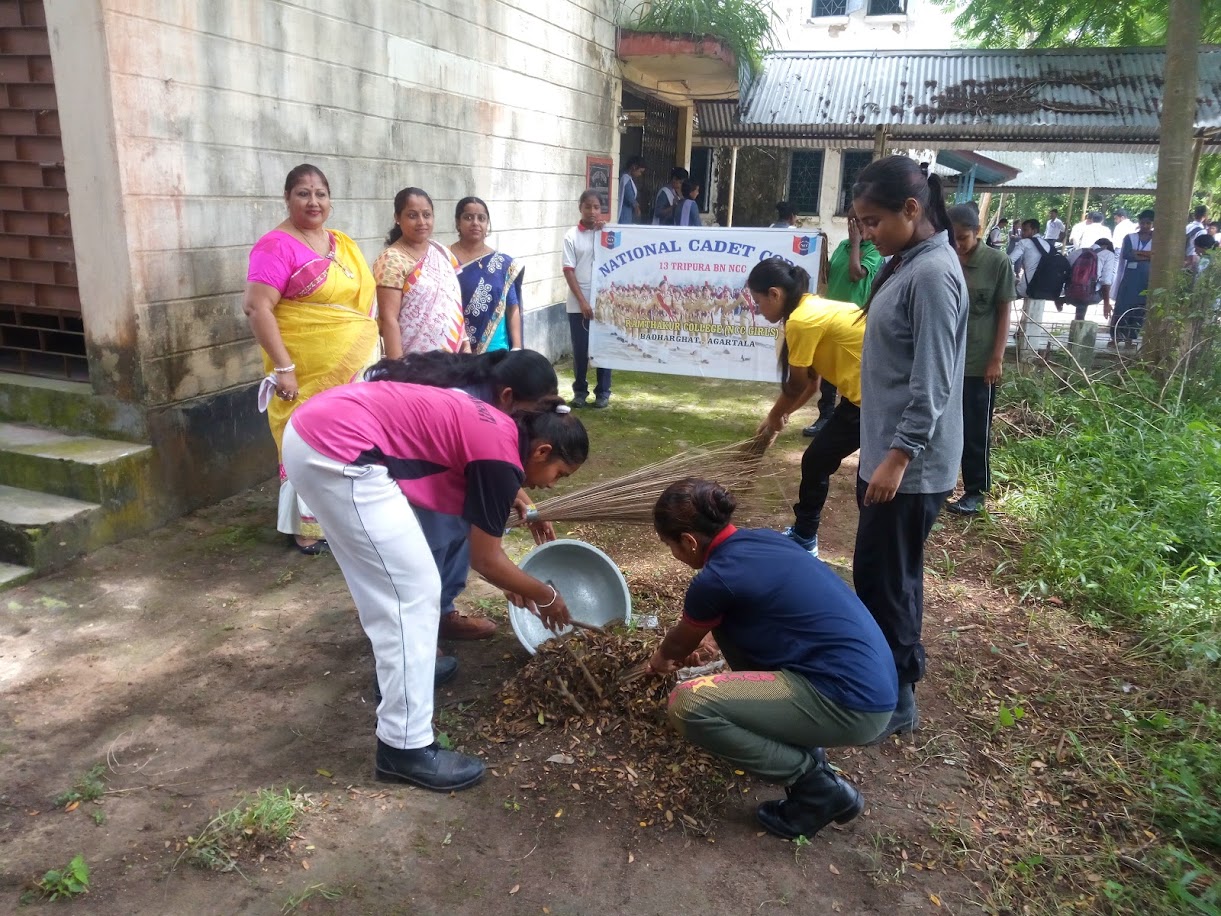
[511,435,776,527]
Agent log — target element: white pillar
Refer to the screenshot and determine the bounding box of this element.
[727,147,738,227]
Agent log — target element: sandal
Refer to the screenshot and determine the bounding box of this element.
[294,538,330,556]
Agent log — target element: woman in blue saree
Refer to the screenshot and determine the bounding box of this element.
[450,196,524,352]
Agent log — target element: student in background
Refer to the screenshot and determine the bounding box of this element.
[771,201,798,228]
[563,190,612,409]
[1045,209,1065,247]
[652,167,688,225]
[618,156,646,224]
[672,180,702,227]
[945,205,1015,518]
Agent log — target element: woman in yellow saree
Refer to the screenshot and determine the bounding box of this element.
[243,164,379,554]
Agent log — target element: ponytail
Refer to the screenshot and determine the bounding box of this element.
[365,350,558,404]
[745,256,813,376]
[925,173,951,235]
[512,396,589,466]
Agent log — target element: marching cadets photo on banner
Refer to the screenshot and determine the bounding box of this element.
[587,226,823,382]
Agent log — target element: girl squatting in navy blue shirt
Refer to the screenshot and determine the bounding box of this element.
[646,478,896,841]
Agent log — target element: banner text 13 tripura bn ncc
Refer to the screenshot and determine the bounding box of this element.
[588,226,823,382]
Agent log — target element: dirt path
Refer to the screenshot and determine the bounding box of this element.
[0,449,1019,915]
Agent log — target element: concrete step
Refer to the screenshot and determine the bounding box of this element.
[0,371,146,440]
[0,561,35,589]
[0,484,101,572]
[0,422,153,506]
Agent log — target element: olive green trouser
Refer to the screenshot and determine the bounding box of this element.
[667,649,891,786]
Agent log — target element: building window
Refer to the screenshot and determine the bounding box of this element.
[789,150,824,216]
[811,0,848,17]
[867,0,906,14]
[838,151,873,215]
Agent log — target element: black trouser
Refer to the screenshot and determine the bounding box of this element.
[792,401,860,539]
[960,377,995,497]
[852,480,949,685]
[567,313,611,399]
[817,379,837,416]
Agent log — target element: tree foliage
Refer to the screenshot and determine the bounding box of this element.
[932,0,1221,48]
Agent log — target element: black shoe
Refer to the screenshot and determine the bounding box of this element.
[869,683,919,744]
[802,416,831,438]
[592,395,610,409]
[373,656,460,702]
[293,537,330,556]
[568,396,589,408]
[375,739,485,792]
[756,760,864,840]
[945,493,984,516]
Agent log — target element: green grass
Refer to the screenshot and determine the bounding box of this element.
[984,367,1221,911]
[181,788,310,873]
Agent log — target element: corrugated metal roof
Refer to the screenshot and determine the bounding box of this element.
[975,150,1159,190]
[696,47,1221,150]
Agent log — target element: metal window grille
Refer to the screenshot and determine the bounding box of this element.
[812,0,848,16]
[789,151,824,216]
[867,0,907,15]
[838,151,875,215]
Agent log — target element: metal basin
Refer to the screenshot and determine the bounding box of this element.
[507,539,632,654]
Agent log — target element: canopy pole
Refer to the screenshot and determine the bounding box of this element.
[977,191,994,237]
[1081,187,1091,223]
[726,146,739,227]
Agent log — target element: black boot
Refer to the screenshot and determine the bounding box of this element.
[756,759,864,840]
[375,739,486,792]
[869,683,919,744]
[373,656,459,702]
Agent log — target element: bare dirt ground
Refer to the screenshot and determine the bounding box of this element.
[3,378,1158,916]
[0,443,1009,916]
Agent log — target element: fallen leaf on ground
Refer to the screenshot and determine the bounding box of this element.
[509,884,520,895]
[316,768,333,778]
[546,753,575,765]
[829,863,840,874]
[64,801,80,812]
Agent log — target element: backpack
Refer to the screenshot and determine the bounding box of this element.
[1064,248,1100,305]
[1025,238,1072,300]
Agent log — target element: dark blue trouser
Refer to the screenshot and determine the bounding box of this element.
[817,378,837,416]
[852,480,949,685]
[568,313,612,399]
[961,377,995,497]
[413,507,470,618]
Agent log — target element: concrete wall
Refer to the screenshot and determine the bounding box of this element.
[49,0,621,408]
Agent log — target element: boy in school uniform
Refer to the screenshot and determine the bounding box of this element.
[562,190,613,409]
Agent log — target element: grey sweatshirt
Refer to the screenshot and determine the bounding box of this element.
[858,231,968,494]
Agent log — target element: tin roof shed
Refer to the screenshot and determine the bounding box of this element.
[696,47,1221,152]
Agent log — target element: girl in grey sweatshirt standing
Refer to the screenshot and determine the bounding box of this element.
[850,156,968,741]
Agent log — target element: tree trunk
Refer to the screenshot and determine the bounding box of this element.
[1144,0,1201,374]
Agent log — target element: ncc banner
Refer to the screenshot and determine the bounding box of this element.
[588,225,822,382]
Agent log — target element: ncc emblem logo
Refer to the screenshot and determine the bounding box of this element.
[792,235,815,255]
[601,231,622,249]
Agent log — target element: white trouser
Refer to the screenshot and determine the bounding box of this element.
[282,423,440,749]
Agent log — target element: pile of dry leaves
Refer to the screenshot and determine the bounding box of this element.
[469,621,749,833]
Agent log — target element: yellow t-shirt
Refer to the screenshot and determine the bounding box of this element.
[784,293,864,405]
